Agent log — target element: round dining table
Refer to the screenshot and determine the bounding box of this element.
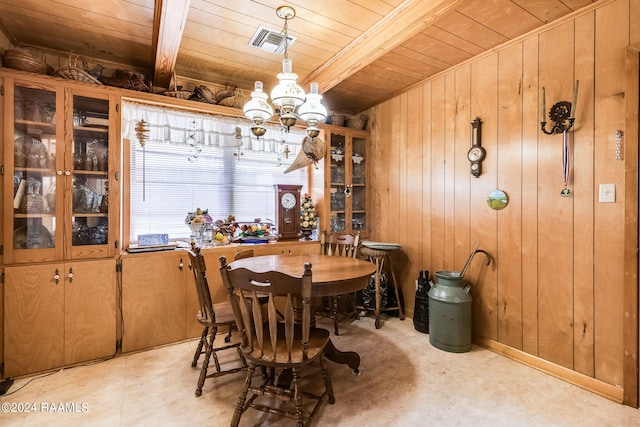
[227,253,376,373]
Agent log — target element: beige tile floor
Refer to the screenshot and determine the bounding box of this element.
[1,315,640,427]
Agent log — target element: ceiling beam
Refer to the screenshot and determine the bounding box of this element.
[300,0,463,93]
[152,0,191,89]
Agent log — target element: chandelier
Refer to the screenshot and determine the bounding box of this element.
[243,6,327,138]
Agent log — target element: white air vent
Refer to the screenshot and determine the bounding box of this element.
[249,25,296,54]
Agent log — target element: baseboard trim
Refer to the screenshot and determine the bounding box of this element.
[476,337,624,404]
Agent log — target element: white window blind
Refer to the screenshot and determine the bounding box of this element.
[122,100,323,241]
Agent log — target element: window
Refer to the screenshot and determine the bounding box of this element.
[122,101,323,242]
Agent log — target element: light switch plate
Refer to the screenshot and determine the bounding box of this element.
[599,183,615,203]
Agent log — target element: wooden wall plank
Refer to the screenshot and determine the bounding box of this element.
[443,74,456,270]
[537,20,575,369]
[572,11,596,378]
[521,36,540,356]
[422,83,433,272]
[370,101,389,240]
[430,77,447,271]
[404,86,425,312]
[387,95,402,243]
[622,44,639,407]
[496,42,524,349]
[469,54,499,341]
[453,65,471,273]
[593,0,628,386]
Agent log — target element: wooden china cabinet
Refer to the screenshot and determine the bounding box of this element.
[2,72,120,376]
[322,126,368,238]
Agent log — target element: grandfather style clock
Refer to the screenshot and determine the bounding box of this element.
[274,184,302,240]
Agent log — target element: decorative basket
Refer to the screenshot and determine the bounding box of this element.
[329,112,346,127]
[53,53,102,85]
[2,47,53,75]
[101,69,149,92]
[191,85,217,104]
[347,115,367,130]
[164,73,192,99]
[217,87,245,108]
[164,86,192,99]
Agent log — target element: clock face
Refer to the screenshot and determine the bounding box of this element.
[281,192,297,209]
[467,146,485,162]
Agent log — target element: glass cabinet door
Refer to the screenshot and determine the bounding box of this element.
[327,130,367,236]
[329,133,346,232]
[70,94,110,255]
[350,135,366,233]
[11,84,60,261]
[6,81,114,263]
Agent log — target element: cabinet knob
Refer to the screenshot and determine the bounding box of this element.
[179,259,184,270]
[56,170,63,175]
[64,170,71,176]
[54,268,60,284]
[68,267,74,282]
[344,185,352,197]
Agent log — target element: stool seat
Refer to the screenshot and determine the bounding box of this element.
[358,241,405,329]
[361,241,401,252]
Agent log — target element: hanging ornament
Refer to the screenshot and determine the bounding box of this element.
[135,119,149,147]
[135,119,150,200]
[284,135,325,173]
[187,121,202,162]
[233,126,244,159]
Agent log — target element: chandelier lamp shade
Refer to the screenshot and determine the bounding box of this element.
[243,6,327,138]
[243,81,273,137]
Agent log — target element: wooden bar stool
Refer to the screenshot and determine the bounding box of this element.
[358,242,405,329]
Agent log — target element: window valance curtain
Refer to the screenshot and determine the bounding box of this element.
[121,100,306,157]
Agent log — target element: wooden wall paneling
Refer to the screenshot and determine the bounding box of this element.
[496,43,524,349]
[422,82,433,272]
[537,20,576,369]
[404,85,425,313]
[398,92,413,249]
[469,54,499,341]
[632,0,640,44]
[452,66,471,274]
[521,37,541,356]
[387,95,402,244]
[593,0,628,386]
[429,77,447,272]
[396,92,409,295]
[369,101,389,241]
[443,74,457,271]
[572,11,596,377]
[622,44,639,407]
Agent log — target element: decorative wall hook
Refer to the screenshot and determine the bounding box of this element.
[540,80,579,135]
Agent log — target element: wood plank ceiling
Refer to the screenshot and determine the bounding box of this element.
[0,0,596,114]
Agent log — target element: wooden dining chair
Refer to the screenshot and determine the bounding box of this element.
[219,256,335,427]
[234,248,254,260]
[318,230,361,334]
[188,245,247,397]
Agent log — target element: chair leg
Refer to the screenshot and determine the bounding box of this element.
[191,326,208,367]
[320,356,335,404]
[195,326,216,397]
[231,364,256,427]
[292,368,304,427]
